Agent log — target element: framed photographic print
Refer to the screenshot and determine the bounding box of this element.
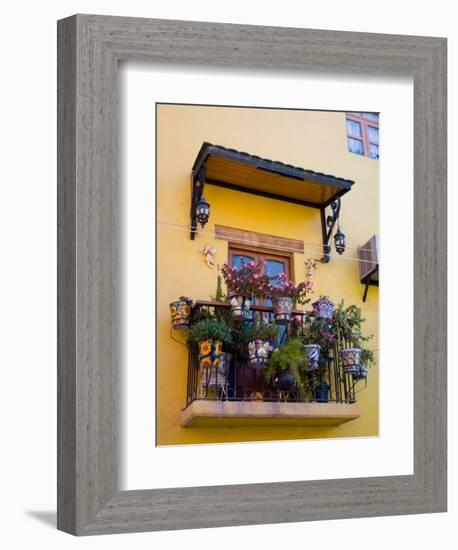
[57,14,447,535]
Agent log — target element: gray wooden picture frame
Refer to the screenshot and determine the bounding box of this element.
[57,14,447,536]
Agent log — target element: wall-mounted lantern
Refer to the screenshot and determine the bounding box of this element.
[195,195,210,228]
[320,198,347,262]
[190,165,209,239]
[334,226,346,255]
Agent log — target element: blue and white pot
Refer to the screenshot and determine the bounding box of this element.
[353,363,368,380]
[312,299,334,320]
[229,293,251,319]
[248,339,274,368]
[304,344,321,370]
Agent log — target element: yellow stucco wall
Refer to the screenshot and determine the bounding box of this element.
[157,104,379,446]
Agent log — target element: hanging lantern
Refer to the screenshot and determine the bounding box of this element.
[195,195,210,228]
[334,226,346,255]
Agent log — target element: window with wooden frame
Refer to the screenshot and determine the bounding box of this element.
[346,112,379,159]
[228,245,294,306]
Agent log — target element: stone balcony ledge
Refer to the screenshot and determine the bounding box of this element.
[181,400,361,428]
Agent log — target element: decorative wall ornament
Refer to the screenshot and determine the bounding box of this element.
[198,245,216,269]
[305,258,318,279]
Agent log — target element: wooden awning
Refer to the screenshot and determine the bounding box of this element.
[357,235,379,302]
[192,142,354,209]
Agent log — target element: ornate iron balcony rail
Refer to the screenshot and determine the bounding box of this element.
[185,301,364,408]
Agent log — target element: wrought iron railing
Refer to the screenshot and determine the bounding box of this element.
[185,300,364,407]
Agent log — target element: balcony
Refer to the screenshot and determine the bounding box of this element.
[181,301,363,428]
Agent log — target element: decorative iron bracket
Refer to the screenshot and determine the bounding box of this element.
[320,198,341,263]
[190,165,206,240]
[361,275,379,302]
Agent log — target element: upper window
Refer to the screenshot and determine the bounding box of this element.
[346,112,379,159]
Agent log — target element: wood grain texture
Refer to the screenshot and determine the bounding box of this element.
[57,15,77,534]
[57,14,447,535]
[215,225,304,253]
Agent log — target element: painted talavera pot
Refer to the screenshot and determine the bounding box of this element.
[229,293,251,319]
[273,370,296,391]
[169,298,192,330]
[248,339,274,368]
[273,296,293,324]
[304,344,321,370]
[341,348,362,374]
[312,298,334,320]
[198,339,223,370]
[354,364,368,380]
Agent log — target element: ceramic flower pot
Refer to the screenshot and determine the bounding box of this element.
[313,382,330,403]
[248,339,274,368]
[229,293,251,319]
[312,298,334,320]
[199,351,231,399]
[273,296,293,324]
[169,298,192,330]
[217,352,232,377]
[341,348,362,374]
[303,344,321,370]
[273,370,296,391]
[353,363,368,380]
[198,339,223,369]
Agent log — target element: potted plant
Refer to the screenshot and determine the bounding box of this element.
[299,314,335,402]
[312,295,334,320]
[268,273,313,325]
[169,296,193,330]
[210,272,228,303]
[221,260,269,319]
[301,366,330,403]
[187,318,232,370]
[313,379,330,402]
[265,338,308,394]
[333,301,373,375]
[301,313,336,369]
[355,347,375,380]
[243,322,280,368]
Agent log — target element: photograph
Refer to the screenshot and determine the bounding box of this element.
[157,104,380,446]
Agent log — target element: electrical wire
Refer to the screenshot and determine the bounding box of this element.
[156,219,381,265]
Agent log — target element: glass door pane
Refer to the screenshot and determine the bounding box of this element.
[232,254,255,269]
[264,259,287,306]
[263,258,288,345]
